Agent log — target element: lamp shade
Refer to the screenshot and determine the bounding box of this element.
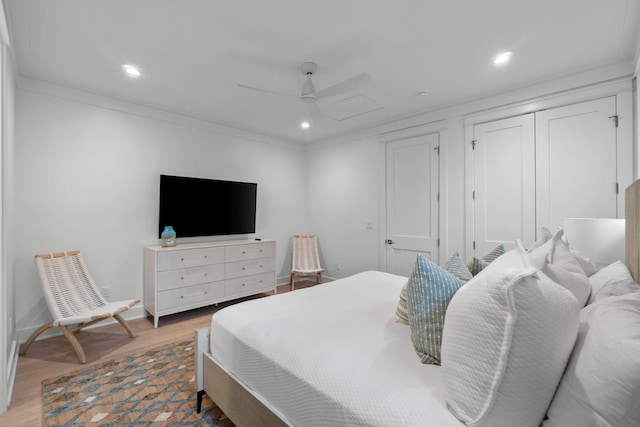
[563,218,626,267]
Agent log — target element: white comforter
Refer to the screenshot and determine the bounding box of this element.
[210,270,463,427]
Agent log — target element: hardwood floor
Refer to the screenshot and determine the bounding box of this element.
[0,281,317,426]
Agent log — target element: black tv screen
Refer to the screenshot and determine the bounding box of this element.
[158,175,257,238]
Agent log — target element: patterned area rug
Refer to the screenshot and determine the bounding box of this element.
[42,339,234,426]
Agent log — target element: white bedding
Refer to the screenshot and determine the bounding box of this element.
[209,270,464,427]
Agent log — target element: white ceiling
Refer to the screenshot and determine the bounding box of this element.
[4,0,640,144]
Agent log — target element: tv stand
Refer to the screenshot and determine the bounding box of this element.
[143,239,276,327]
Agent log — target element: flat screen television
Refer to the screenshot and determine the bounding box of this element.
[158,174,257,238]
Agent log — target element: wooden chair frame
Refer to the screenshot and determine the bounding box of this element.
[20,251,139,363]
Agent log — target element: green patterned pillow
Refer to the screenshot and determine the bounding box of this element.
[407,253,465,365]
[467,257,488,276]
[467,244,506,275]
[483,244,506,262]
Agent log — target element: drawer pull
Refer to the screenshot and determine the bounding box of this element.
[180,273,208,280]
[181,258,184,261]
[242,283,246,287]
[181,291,208,298]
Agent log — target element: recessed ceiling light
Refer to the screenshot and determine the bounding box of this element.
[416,91,430,98]
[122,64,141,77]
[494,52,513,65]
[301,121,310,129]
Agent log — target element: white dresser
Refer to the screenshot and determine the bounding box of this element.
[144,239,276,327]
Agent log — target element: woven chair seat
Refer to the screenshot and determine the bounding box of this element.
[53,300,139,327]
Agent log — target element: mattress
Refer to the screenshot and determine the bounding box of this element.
[209,270,463,427]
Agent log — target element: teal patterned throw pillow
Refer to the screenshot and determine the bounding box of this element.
[407,253,465,365]
[444,252,473,283]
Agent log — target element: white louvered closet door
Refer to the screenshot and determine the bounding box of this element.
[471,114,536,256]
[385,133,439,277]
[535,97,618,232]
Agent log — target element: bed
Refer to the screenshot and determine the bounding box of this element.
[195,182,640,427]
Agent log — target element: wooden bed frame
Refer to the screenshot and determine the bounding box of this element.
[195,327,289,426]
[626,180,640,283]
[195,179,640,427]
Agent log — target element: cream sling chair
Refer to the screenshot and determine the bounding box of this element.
[290,235,325,291]
[20,250,140,364]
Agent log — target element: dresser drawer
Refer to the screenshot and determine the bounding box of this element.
[157,247,225,271]
[157,281,225,311]
[225,242,276,262]
[225,257,276,279]
[157,264,225,291]
[225,272,275,296]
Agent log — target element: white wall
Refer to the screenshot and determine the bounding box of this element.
[13,84,307,340]
[306,136,381,279]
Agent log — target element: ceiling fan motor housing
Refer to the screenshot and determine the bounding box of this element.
[301,62,318,75]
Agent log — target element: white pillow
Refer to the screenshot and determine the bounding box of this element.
[587,261,640,304]
[569,248,599,276]
[528,228,564,268]
[441,241,580,427]
[530,228,591,306]
[543,292,640,427]
[541,262,590,307]
[527,226,552,252]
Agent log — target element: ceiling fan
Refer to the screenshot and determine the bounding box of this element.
[238,62,371,121]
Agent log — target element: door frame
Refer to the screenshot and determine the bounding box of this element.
[379,123,449,273]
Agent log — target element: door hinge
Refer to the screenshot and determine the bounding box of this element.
[616,182,619,194]
[608,115,619,128]
[437,192,440,202]
[471,140,477,150]
[473,241,476,250]
[472,190,475,200]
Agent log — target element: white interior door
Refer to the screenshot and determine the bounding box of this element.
[472,114,536,255]
[536,97,618,231]
[385,134,439,276]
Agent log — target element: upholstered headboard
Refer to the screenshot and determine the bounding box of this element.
[625,180,640,282]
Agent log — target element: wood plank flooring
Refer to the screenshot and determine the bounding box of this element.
[0,281,316,426]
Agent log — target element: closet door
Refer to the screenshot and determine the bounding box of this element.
[536,97,618,232]
[385,133,439,276]
[471,114,536,255]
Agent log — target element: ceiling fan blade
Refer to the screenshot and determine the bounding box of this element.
[314,72,371,100]
[237,83,298,98]
[307,101,325,122]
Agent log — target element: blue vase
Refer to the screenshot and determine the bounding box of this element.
[161,226,176,247]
